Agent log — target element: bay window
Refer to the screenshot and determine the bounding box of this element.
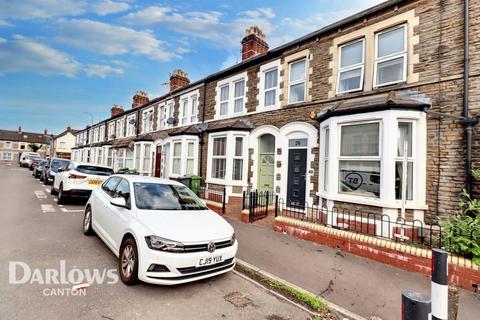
[232,136,244,181]
[395,122,413,200]
[125,149,134,169]
[106,147,113,167]
[186,141,195,175]
[288,59,306,103]
[172,142,182,175]
[132,142,153,175]
[374,25,406,86]
[116,149,125,169]
[339,122,380,198]
[166,136,199,177]
[319,110,426,209]
[207,131,248,185]
[96,148,103,165]
[211,137,226,179]
[337,39,364,93]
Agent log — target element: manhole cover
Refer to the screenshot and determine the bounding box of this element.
[223,291,252,307]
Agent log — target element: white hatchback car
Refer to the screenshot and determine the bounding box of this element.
[52,161,114,204]
[83,175,237,285]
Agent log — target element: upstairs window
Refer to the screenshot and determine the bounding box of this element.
[158,105,166,129]
[264,68,278,107]
[116,119,124,138]
[166,101,174,128]
[127,115,136,136]
[180,94,199,125]
[99,126,105,142]
[219,85,229,116]
[288,59,306,103]
[4,141,12,149]
[374,25,407,86]
[337,39,364,93]
[233,80,245,113]
[142,109,154,133]
[108,122,115,140]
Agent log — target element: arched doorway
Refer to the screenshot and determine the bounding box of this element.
[257,134,275,193]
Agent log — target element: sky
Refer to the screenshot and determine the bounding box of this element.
[0,0,384,135]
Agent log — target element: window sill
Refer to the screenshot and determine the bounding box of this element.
[316,191,428,210]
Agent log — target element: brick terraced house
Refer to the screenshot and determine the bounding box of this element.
[0,127,51,164]
[72,0,480,228]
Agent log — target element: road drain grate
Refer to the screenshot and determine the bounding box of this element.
[223,291,252,307]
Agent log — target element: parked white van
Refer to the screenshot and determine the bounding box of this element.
[19,152,41,167]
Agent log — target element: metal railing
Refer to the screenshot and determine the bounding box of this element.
[242,190,278,222]
[199,185,226,214]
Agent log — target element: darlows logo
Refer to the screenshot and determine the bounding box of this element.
[9,261,118,296]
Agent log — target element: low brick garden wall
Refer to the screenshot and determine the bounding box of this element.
[274,216,480,292]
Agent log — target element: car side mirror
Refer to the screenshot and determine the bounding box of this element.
[57,168,64,172]
[110,197,128,209]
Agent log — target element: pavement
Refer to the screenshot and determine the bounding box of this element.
[227,216,480,320]
[0,164,312,320]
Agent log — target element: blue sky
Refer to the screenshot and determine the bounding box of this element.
[0,0,383,134]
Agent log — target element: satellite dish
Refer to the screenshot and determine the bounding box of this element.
[128,119,136,125]
[110,134,116,140]
[166,117,175,125]
[195,123,208,132]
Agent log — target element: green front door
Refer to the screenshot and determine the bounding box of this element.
[258,153,275,193]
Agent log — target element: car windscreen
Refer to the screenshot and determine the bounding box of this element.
[50,159,70,171]
[133,183,208,211]
[76,165,114,176]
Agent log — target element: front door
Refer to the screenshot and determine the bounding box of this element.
[287,148,307,207]
[258,153,275,192]
[154,145,162,177]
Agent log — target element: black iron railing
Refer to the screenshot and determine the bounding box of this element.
[242,190,278,222]
[199,185,226,214]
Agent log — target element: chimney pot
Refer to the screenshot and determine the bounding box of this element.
[169,69,190,92]
[44,129,48,135]
[241,26,269,61]
[18,126,22,133]
[132,91,149,108]
[111,104,124,117]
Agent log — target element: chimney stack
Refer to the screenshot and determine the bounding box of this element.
[132,91,149,108]
[44,129,48,135]
[241,26,269,61]
[169,69,190,92]
[111,104,124,117]
[67,126,71,132]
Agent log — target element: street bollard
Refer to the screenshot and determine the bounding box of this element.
[430,248,448,320]
[402,290,431,320]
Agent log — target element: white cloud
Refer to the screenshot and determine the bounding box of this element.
[84,64,124,78]
[0,35,125,78]
[0,0,130,21]
[56,19,175,61]
[90,0,130,16]
[0,35,80,76]
[0,19,13,27]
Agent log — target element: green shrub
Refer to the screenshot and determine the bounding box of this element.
[441,169,480,264]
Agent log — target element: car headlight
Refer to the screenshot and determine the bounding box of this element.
[230,233,236,245]
[145,236,184,252]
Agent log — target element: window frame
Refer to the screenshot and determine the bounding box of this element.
[219,84,229,116]
[395,120,416,201]
[166,136,199,178]
[126,114,136,137]
[116,118,124,139]
[318,110,426,210]
[4,141,12,149]
[215,72,248,119]
[288,58,307,104]
[206,131,248,186]
[373,24,407,87]
[233,79,245,114]
[336,38,365,94]
[172,141,182,175]
[142,108,154,133]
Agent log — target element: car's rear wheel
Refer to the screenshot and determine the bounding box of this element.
[57,184,67,204]
[119,238,139,285]
[83,206,94,235]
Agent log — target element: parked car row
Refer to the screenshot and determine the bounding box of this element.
[24,156,238,287]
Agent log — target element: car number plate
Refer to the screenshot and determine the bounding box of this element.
[88,180,102,185]
[197,256,223,267]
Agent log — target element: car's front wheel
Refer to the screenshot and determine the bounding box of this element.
[83,206,94,235]
[119,238,139,285]
[50,187,57,196]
